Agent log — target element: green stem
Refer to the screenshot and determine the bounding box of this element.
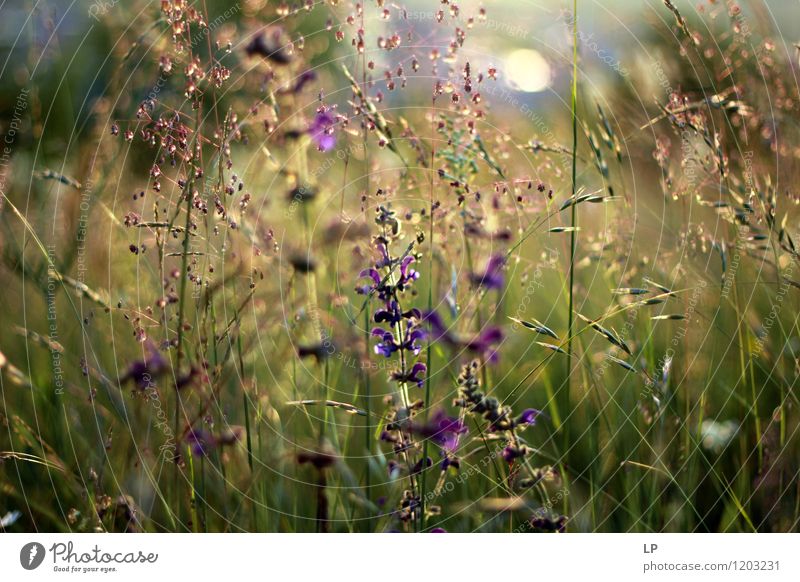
[565,0,579,444]
[420,95,439,528]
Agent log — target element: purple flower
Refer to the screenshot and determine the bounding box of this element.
[309,110,336,152]
[185,426,243,457]
[423,311,504,363]
[122,342,168,390]
[372,328,398,357]
[501,445,528,462]
[422,310,451,344]
[289,70,316,94]
[372,324,426,358]
[185,429,214,457]
[375,242,392,268]
[516,408,541,426]
[374,300,404,326]
[356,268,382,296]
[296,448,338,470]
[391,362,427,388]
[245,28,292,64]
[402,326,427,356]
[397,256,420,290]
[441,456,460,470]
[464,326,504,363]
[411,456,433,474]
[410,410,467,453]
[374,304,422,330]
[470,254,505,290]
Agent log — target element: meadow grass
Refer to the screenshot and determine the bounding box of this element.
[0,0,798,533]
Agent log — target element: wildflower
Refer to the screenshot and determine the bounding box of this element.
[296,447,338,470]
[398,490,421,522]
[464,326,504,363]
[374,302,421,327]
[286,70,317,94]
[409,410,467,453]
[185,429,214,457]
[470,253,505,290]
[375,206,401,237]
[309,110,336,152]
[391,362,427,388]
[397,256,420,291]
[356,267,383,297]
[501,444,530,462]
[517,408,541,426]
[411,456,433,474]
[371,323,425,358]
[424,311,504,363]
[185,426,243,457]
[454,362,538,432]
[529,514,567,533]
[455,361,541,470]
[175,366,200,390]
[359,215,429,526]
[245,28,292,64]
[288,184,317,204]
[297,343,334,361]
[289,252,317,273]
[373,300,402,325]
[122,342,168,390]
[371,322,427,358]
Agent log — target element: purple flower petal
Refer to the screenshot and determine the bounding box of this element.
[470,253,506,290]
[517,408,541,426]
[309,110,337,152]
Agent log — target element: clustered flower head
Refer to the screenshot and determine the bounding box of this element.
[455,361,540,463]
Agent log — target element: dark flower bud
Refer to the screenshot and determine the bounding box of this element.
[296,448,337,470]
[529,514,567,533]
[245,29,292,64]
[411,456,432,474]
[297,343,332,361]
[289,253,317,273]
[501,445,529,462]
[288,185,317,204]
